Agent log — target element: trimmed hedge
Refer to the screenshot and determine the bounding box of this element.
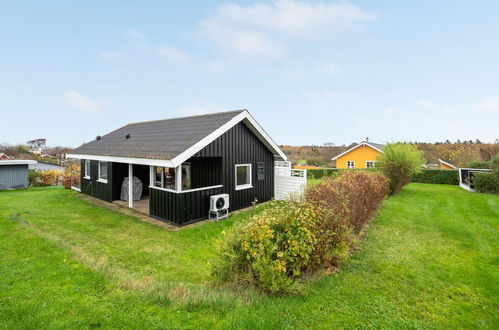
[468,162,490,169]
[473,172,499,193]
[212,171,389,294]
[412,169,459,185]
[306,168,376,180]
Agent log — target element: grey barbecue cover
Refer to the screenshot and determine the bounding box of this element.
[120,176,143,201]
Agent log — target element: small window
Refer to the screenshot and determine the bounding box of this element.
[257,162,265,180]
[98,161,108,182]
[366,161,375,168]
[235,164,252,190]
[347,161,355,169]
[84,160,91,178]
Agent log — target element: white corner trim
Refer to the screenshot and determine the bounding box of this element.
[331,142,383,160]
[170,111,287,166]
[67,153,175,167]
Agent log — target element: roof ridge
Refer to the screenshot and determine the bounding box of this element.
[126,109,247,126]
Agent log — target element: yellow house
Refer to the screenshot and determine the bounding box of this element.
[438,159,457,170]
[332,140,384,169]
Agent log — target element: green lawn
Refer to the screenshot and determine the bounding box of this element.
[1,184,498,328]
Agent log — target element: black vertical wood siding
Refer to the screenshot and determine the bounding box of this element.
[80,159,113,202]
[149,121,275,225]
[82,121,276,226]
[149,186,223,225]
[191,121,274,211]
[190,157,222,188]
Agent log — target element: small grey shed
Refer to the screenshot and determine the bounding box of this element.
[0,160,36,190]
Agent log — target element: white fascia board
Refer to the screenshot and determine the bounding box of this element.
[242,114,288,161]
[170,110,287,166]
[438,159,457,169]
[66,153,175,167]
[331,142,383,160]
[0,160,37,165]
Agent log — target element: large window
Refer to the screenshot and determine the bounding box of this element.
[84,159,91,179]
[98,161,108,182]
[235,164,252,190]
[365,161,376,168]
[347,161,355,169]
[153,164,191,190]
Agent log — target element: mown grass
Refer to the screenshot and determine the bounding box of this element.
[1,184,498,328]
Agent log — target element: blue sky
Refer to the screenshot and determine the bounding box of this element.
[1,0,498,148]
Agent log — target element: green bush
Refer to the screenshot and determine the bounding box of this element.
[306,168,377,180]
[490,155,499,171]
[28,170,42,186]
[212,171,389,294]
[212,201,317,293]
[473,172,499,194]
[376,143,426,194]
[306,168,341,180]
[412,169,459,185]
[305,171,388,269]
[468,162,490,169]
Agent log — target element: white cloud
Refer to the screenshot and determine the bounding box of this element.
[158,45,189,63]
[101,29,191,65]
[471,97,499,113]
[200,1,375,58]
[61,90,103,113]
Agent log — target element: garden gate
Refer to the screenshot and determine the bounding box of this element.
[274,161,307,200]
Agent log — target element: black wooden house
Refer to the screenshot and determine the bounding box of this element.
[67,110,287,226]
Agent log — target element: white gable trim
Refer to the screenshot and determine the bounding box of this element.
[170,110,287,166]
[438,159,457,169]
[67,110,287,167]
[331,142,383,160]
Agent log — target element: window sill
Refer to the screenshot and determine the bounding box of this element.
[83,176,91,179]
[97,179,108,183]
[235,184,253,191]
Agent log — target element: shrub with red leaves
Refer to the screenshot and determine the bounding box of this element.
[304,171,388,269]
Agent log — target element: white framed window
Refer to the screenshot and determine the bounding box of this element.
[235,164,252,190]
[347,161,355,169]
[365,161,376,168]
[98,161,108,183]
[84,159,91,179]
[152,165,191,189]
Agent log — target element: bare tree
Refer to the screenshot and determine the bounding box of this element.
[26,138,47,150]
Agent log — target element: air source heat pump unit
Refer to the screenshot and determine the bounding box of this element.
[209,193,229,221]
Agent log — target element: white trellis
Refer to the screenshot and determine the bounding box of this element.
[274,161,307,200]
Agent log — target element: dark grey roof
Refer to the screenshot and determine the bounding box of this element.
[364,141,384,150]
[71,110,245,160]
